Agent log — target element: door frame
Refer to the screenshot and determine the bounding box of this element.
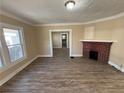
[49,29,72,57]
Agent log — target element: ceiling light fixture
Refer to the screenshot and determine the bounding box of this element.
[65,0,75,10]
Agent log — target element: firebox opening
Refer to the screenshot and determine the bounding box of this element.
[89,51,98,60]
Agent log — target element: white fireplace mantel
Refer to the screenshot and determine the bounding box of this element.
[80,40,117,43]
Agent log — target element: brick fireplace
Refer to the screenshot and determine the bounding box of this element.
[81,40,113,63]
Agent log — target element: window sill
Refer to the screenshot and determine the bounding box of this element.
[0,56,27,73]
[11,56,27,63]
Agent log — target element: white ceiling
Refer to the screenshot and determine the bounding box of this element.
[1,0,124,25]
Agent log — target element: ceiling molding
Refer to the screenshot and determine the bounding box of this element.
[1,10,124,27]
[83,12,124,25]
[0,10,35,26]
[36,12,124,27]
[35,23,85,26]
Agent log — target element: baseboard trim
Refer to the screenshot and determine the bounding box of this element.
[70,54,83,57]
[108,61,124,73]
[0,56,38,86]
[38,55,53,57]
[38,55,83,57]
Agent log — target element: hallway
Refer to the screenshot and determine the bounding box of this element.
[53,48,69,58]
[0,49,124,93]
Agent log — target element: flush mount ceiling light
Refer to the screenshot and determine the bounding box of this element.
[65,0,75,10]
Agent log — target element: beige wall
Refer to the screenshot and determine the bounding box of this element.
[52,32,62,48]
[36,25,84,56]
[84,16,124,66]
[84,26,95,40]
[0,15,38,81]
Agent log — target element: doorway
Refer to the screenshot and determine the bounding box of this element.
[49,29,72,57]
[52,32,69,57]
[61,33,68,48]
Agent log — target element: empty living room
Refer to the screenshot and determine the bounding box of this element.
[0,0,124,93]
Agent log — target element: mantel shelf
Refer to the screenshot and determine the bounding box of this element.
[80,40,116,43]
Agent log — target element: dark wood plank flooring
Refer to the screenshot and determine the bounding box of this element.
[0,48,124,93]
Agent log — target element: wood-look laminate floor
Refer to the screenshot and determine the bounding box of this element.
[0,48,124,93]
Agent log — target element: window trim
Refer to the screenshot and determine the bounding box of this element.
[1,23,27,64]
[0,26,7,69]
[0,40,4,68]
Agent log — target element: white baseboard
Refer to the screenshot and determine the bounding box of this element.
[70,54,83,57]
[121,68,124,72]
[38,54,83,57]
[38,54,83,58]
[0,56,38,86]
[38,55,53,57]
[108,61,124,73]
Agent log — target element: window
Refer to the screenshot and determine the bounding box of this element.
[0,40,4,67]
[0,54,3,67]
[3,28,26,62]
